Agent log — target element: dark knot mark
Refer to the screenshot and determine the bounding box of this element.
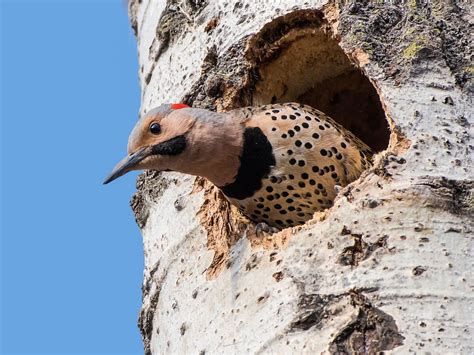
[221,127,276,200]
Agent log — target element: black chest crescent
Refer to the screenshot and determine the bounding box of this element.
[221,127,276,200]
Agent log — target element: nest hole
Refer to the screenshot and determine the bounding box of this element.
[251,29,390,152]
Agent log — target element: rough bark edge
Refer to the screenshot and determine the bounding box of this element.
[193,178,249,279]
[137,261,167,355]
[128,0,140,37]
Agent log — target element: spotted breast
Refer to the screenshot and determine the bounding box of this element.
[222,103,373,229]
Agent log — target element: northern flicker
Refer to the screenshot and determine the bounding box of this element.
[104,103,373,229]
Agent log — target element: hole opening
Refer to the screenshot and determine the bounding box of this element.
[250,24,390,152]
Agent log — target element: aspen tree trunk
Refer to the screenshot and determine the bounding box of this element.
[127,1,473,353]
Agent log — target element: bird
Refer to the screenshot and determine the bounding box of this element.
[104,102,373,229]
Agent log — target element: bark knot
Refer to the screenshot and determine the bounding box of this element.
[329,290,405,354]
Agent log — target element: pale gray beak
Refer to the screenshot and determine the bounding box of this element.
[103,147,151,184]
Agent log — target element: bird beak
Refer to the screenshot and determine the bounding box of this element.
[103,146,151,184]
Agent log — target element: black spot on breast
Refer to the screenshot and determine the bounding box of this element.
[221,127,275,199]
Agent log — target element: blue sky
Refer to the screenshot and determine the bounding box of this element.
[1,0,144,353]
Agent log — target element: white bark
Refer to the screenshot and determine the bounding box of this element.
[128,1,473,353]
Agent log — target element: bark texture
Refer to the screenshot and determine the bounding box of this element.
[127,0,473,353]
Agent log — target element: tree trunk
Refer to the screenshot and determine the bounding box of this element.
[127,0,473,353]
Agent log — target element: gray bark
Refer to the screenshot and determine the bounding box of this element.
[127,0,473,353]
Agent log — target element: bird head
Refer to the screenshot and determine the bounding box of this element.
[104,103,243,186]
[103,103,194,184]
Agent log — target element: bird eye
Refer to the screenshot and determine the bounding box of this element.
[149,122,161,134]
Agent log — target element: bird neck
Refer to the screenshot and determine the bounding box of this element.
[176,111,244,187]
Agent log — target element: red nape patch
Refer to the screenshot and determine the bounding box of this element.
[171,103,190,110]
